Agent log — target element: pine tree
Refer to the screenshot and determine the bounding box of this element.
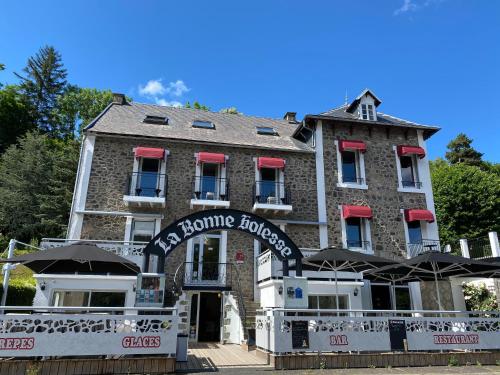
[445,133,483,166]
[15,46,67,134]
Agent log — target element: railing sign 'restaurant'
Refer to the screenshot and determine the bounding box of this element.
[143,209,302,273]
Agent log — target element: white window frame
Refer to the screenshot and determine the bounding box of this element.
[51,289,128,307]
[401,209,431,258]
[253,158,285,202]
[369,282,413,310]
[194,153,228,200]
[124,217,161,243]
[130,149,169,198]
[394,146,423,193]
[358,95,377,121]
[335,140,368,190]
[308,294,351,310]
[339,206,372,254]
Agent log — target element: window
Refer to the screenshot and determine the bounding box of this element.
[131,220,156,242]
[136,158,161,197]
[192,120,215,129]
[394,287,412,310]
[52,290,126,307]
[341,151,359,183]
[346,217,363,248]
[199,163,220,200]
[308,295,348,309]
[361,104,374,121]
[256,126,278,136]
[258,167,279,203]
[341,206,372,252]
[407,221,422,244]
[400,155,419,188]
[143,115,168,125]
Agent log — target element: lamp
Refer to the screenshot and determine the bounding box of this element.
[353,287,359,296]
[40,281,46,291]
[278,286,283,295]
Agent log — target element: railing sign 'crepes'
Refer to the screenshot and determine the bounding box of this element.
[0,311,177,357]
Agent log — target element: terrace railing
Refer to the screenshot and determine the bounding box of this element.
[126,172,167,198]
[253,181,291,205]
[407,239,441,258]
[192,176,230,201]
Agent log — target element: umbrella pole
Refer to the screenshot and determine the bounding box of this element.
[334,266,339,317]
[432,263,443,312]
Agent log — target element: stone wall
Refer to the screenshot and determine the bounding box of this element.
[321,120,428,260]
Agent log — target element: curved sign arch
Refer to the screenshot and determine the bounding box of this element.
[143,209,302,275]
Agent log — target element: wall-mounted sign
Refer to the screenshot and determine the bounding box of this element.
[283,276,308,309]
[235,250,244,264]
[291,320,309,349]
[135,273,165,307]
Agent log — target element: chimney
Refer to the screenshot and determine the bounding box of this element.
[112,93,126,105]
[283,112,297,123]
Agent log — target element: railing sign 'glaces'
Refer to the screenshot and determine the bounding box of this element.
[143,209,302,274]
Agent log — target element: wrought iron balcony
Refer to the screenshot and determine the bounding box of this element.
[181,262,231,289]
[192,176,229,201]
[401,180,422,189]
[253,181,291,206]
[407,239,441,257]
[126,172,167,198]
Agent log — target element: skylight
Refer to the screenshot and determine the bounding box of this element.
[256,127,278,136]
[143,115,168,125]
[192,120,215,129]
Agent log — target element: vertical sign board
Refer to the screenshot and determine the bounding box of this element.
[291,320,309,349]
[388,319,407,351]
[283,276,308,309]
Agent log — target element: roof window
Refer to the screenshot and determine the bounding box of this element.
[143,115,168,125]
[256,126,278,136]
[361,104,375,121]
[192,120,215,129]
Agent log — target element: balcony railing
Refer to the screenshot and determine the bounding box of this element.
[407,239,441,258]
[253,181,291,205]
[346,240,371,252]
[341,176,365,185]
[192,176,229,201]
[401,180,422,189]
[182,262,231,288]
[126,172,167,198]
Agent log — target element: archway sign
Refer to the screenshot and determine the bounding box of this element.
[143,209,303,276]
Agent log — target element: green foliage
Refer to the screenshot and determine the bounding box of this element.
[15,45,68,133]
[0,63,5,71]
[445,133,483,167]
[185,101,210,111]
[431,159,500,244]
[463,283,498,311]
[0,85,36,152]
[219,107,241,115]
[52,86,114,138]
[0,279,36,306]
[448,355,459,367]
[0,131,78,242]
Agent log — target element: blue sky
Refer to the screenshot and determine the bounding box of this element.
[1,0,499,161]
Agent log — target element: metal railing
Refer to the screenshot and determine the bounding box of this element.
[401,180,422,189]
[182,262,231,287]
[253,181,291,205]
[126,172,167,198]
[192,176,229,201]
[341,176,365,185]
[407,239,441,257]
[346,240,371,251]
[468,236,492,259]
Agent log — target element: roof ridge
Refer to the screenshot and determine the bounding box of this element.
[130,101,291,124]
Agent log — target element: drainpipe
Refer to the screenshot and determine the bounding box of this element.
[1,239,16,306]
[66,134,86,239]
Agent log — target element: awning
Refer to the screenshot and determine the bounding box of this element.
[197,152,226,164]
[397,145,426,159]
[134,147,165,159]
[404,209,435,223]
[339,140,367,153]
[342,205,373,219]
[257,157,285,169]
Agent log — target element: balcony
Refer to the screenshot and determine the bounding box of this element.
[180,262,231,290]
[407,239,441,258]
[190,176,230,209]
[252,181,292,213]
[346,240,372,253]
[40,239,146,269]
[123,172,167,208]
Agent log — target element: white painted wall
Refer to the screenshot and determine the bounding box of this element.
[223,293,241,344]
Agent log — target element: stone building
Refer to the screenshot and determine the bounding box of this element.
[40,89,447,344]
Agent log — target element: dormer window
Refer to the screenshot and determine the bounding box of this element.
[192,120,215,129]
[361,104,374,121]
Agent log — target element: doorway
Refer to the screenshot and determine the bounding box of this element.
[371,284,392,310]
[197,292,222,342]
[190,234,222,283]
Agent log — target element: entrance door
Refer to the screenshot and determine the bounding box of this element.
[371,284,392,310]
[191,234,221,283]
[198,292,222,342]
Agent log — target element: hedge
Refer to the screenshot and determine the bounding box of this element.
[0,280,36,306]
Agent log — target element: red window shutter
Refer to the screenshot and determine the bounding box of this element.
[134,147,165,159]
[404,209,435,223]
[342,205,373,219]
[339,140,367,153]
[397,145,426,159]
[257,157,285,169]
[197,152,226,164]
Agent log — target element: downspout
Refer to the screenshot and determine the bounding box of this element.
[66,133,86,239]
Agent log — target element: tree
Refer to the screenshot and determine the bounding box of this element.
[0,85,36,152]
[0,131,78,242]
[445,133,483,167]
[52,86,114,138]
[463,283,498,311]
[431,159,500,245]
[185,101,210,111]
[219,107,241,115]
[15,46,67,133]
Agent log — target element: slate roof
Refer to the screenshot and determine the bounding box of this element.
[86,102,312,153]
